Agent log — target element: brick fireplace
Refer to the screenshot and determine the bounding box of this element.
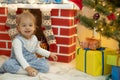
[0,4,77,62]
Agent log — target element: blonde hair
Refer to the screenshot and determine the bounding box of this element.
[16,10,36,26]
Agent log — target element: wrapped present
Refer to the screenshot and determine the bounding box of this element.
[107,54,120,66]
[87,38,100,50]
[76,47,116,76]
[80,37,101,50]
[112,66,120,80]
[80,41,88,49]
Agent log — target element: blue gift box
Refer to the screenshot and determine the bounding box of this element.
[112,66,120,80]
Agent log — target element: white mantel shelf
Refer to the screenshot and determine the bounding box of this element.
[0,4,75,9]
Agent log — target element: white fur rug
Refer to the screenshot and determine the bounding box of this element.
[0,56,108,80]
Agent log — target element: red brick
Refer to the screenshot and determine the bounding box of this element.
[74,36,76,42]
[0,16,7,23]
[51,18,74,26]
[48,53,75,62]
[8,42,12,49]
[56,37,74,45]
[0,7,6,14]
[51,9,59,16]
[60,27,76,36]
[60,9,77,17]
[49,44,57,53]
[0,25,8,31]
[59,44,76,53]
[0,42,6,48]
[0,49,11,57]
[0,34,10,40]
[52,27,58,35]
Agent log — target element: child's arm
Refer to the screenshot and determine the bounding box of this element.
[34,35,58,61]
[36,45,51,57]
[36,42,58,61]
[12,38,30,69]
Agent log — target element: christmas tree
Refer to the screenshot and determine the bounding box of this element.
[76,0,120,48]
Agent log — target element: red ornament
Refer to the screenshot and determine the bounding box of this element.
[107,13,116,20]
[93,13,100,20]
[69,0,83,10]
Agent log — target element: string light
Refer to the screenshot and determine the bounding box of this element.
[101,28,103,31]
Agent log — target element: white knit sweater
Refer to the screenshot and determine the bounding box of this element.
[12,35,50,69]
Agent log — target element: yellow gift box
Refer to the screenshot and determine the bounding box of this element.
[107,54,120,66]
[76,48,116,76]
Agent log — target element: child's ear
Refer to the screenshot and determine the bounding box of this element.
[16,26,20,32]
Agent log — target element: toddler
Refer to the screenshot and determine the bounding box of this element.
[0,11,58,77]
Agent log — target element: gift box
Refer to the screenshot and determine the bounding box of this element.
[107,54,120,66]
[76,47,116,76]
[112,66,120,80]
[80,37,101,50]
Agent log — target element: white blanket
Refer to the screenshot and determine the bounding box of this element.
[0,56,108,80]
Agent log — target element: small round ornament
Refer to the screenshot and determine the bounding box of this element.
[93,13,100,20]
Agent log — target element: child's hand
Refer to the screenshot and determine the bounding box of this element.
[49,53,58,61]
[25,66,38,77]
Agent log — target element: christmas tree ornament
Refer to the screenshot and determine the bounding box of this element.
[107,13,116,20]
[93,13,100,20]
[69,0,83,10]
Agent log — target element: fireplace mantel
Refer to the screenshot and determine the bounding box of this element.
[0,3,75,9]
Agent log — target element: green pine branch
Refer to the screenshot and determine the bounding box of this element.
[76,14,94,29]
[95,4,110,15]
[82,0,96,8]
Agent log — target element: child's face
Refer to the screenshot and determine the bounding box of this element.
[17,17,35,39]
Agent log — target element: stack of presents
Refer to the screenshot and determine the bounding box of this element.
[76,37,120,80]
[107,53,120,80]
